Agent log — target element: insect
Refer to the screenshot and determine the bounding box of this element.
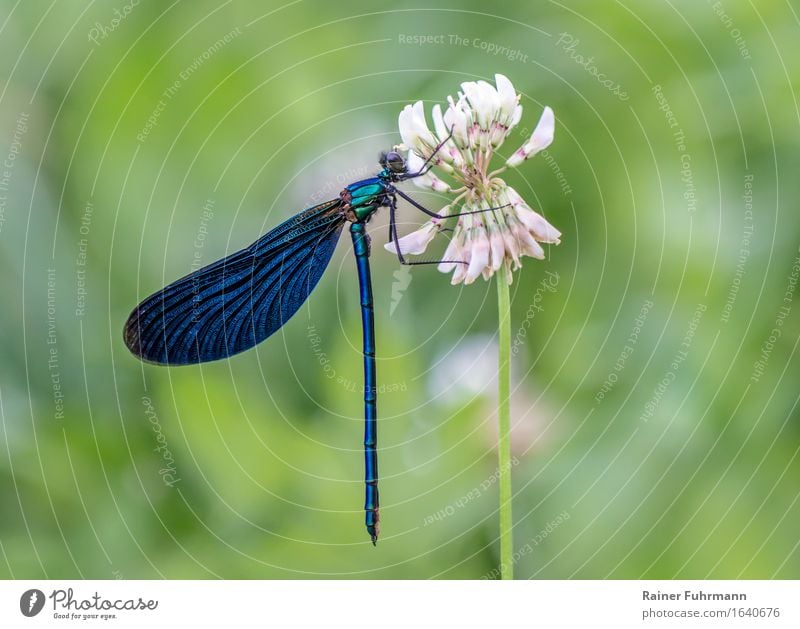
[124,136,494,544]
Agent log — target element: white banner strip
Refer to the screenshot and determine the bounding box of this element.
[0,580,797,628]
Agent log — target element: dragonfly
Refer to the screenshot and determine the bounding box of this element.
[123,135,495,544]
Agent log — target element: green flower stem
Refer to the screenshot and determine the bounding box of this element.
[496,263,513,579]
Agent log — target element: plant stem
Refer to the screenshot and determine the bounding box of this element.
[496,263,513,579]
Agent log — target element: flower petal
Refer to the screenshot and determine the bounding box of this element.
[398,104,416,149]
[506,106,555,167]
[406,150,452,191]
[515,206,561,243]
[512,222,546,259]
[398,101,438,157]
[530,106,555,150]
[406,149,425,171]
[444,95,470,147]
[450,246,470,284]
[501,226,521,268]
[494,73,518,119]
[438,232,463,273]
[510,103,523,128]
[432,103,448,143]
[489,229,505,271]
[465,226,490,284]
[461,81,494,129]
[384,222,438,256]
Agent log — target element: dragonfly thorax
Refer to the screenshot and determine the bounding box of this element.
[339,150,410,222]
[340,177,393,222]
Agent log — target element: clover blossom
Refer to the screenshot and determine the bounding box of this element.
[385,74,560,285]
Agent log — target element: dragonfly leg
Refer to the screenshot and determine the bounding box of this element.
[393,188,509,220]
[388,196,468,267]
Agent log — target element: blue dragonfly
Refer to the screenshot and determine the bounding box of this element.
[124,137,495,544]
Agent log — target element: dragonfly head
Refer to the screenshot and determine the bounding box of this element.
[379,150,408,180]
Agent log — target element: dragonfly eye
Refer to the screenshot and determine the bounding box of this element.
[384,150,406,174]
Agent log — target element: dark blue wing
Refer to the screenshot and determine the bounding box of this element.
[124,199,345,365]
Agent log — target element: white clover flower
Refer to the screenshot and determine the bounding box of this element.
[385,74,560,285]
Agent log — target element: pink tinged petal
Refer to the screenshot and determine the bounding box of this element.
[489,229,505,271]
[512,222,546,259]
[515,206,561,243]
[450,246,470,284]
[468,121,480,146]
[447,146,465,168]
[431,203,452,223]
[450,234,472,284]
[522,236,546,260]
[438,233,463,273]
[506,106,555,167]
[505,186,524,206]
[530,105,555,150]
[425,175,451,192]
[490,120,510,147]
[410,171,449,192]
[506,150,524,168]
[501,228,522,268]
[465,228,490,284]
[384,222,437,256]
[433,177,452,192]
[433,159,455,175]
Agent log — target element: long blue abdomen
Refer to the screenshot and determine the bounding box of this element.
[350,222,379,543]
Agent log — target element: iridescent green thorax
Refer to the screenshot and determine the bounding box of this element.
[342,177,388,222]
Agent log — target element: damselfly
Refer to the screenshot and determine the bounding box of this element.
[124,136,496,544]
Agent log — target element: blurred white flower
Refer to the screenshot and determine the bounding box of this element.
[389,74,560,284]
[427,334,555,456]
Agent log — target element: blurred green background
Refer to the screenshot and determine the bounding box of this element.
[0,0,798,579]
